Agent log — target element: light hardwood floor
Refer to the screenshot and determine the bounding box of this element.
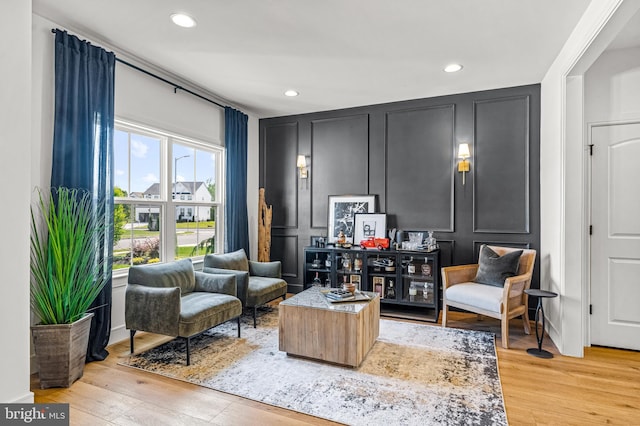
[32,304,640,425]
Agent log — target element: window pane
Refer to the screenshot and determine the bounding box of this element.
[175,205,216,259]
[196,149,217,202]
[114,129,162,199]
[113,203,162,269]
[131,134,161,199]
[173,143,216,203]
[114,130,130,195]
[173,144,194,200]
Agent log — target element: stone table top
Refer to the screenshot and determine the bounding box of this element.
[280,286,378,314]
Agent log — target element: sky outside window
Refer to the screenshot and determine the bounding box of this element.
[114,129,216,196]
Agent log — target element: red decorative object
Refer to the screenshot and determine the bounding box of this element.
[359,237,390,250]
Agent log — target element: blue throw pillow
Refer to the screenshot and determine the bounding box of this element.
[473,245,523,287]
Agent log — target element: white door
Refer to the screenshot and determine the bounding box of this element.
[590,122,640,350]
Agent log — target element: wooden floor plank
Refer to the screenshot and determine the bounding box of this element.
[31,306,640,425]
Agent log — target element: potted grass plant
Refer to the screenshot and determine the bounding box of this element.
[30,187,108,388]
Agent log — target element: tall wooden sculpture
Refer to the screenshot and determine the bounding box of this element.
[258,188,272,261]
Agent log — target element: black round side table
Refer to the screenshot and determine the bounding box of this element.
[524,289,558,359]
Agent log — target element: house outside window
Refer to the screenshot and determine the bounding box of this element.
[113,120,224,270]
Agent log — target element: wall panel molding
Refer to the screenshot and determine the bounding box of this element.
[271,234,299,278]
[385,104,455,231]
[309,114,370,229]
[473,95,530,233]
[262,122,299,229]
[472,240,532,258]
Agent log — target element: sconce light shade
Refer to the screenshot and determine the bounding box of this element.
[457,143,470,185]
[458,143,470,159]
[297,155,309,179]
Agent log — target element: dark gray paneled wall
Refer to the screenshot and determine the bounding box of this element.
[260,84,541,293]
[310,115,370,229]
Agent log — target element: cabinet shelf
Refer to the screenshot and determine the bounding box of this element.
[303,246,440,322]
[308,267,331,273]
[368,272,397,278]
[402,274,434,281]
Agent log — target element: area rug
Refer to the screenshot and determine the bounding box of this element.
[119,308,507,425]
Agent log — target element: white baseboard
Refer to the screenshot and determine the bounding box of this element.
[10,392,34,403]
[109,323,129,346]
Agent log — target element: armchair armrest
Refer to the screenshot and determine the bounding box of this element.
[194,271,237,297]
[441,264,479,288]
[125,284,181,336]
[249,260,281,278]
[502,273,533,310]
[202,267,249,305]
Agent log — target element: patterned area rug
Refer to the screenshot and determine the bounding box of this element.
[119,308,507,425]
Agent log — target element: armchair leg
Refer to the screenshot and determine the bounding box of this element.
[253,306,257,328]
[442,305,448,327]
[186,337,191,366]
[130,330,136,354]
[237,316,241,338]
[501,318,510,349]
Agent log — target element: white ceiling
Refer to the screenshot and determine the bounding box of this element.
[32,0,597,118]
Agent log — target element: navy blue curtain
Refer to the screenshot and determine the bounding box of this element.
[224,107,250,254]
[52,30,115,362]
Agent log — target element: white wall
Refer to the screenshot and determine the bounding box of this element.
[247,115,259,260]
[585,46,640,123]
[540,0,640,356]
[31,14,260,348]
[0,0,34,403]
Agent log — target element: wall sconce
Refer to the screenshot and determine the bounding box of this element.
[457,143,470,185]
[296,155,309,179]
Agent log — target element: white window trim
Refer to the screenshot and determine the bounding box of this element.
[112,118,225,277]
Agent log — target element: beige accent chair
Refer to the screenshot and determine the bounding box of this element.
[441,246,536,348]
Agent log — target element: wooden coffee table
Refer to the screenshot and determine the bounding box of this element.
[278,286,380,367]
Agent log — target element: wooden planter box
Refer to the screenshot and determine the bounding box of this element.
[31,313,94,389]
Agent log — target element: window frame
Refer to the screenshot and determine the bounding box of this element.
[113,119,225,275]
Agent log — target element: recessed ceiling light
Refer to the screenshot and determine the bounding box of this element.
[444,64,463,73]
[171,13,197,28]
[284,90,299,97]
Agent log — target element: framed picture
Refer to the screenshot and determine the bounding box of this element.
[327,195,376,243]
[353,213,387,245]
[373,276,384,299]
[350,274,361,290]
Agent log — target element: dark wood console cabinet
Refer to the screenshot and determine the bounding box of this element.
[303,246,440,322]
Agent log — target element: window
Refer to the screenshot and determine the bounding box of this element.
[113,120,223,270]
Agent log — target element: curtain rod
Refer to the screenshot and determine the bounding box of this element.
[51,28,227,110]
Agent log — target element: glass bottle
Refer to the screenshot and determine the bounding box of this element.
[386,280,396,299]
[324,276,331,288]
[354,254,362,272]
[423,282,434,303]
[408,256,416,275]
[409,282,417,301]
[425,231,437,252]
[312,253,321,268]
[342,253,351,271]
[325,254,331,269]
[312,272,322,287]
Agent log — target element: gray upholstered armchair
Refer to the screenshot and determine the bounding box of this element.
[203,249,287,327]
[125,258,242,365]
